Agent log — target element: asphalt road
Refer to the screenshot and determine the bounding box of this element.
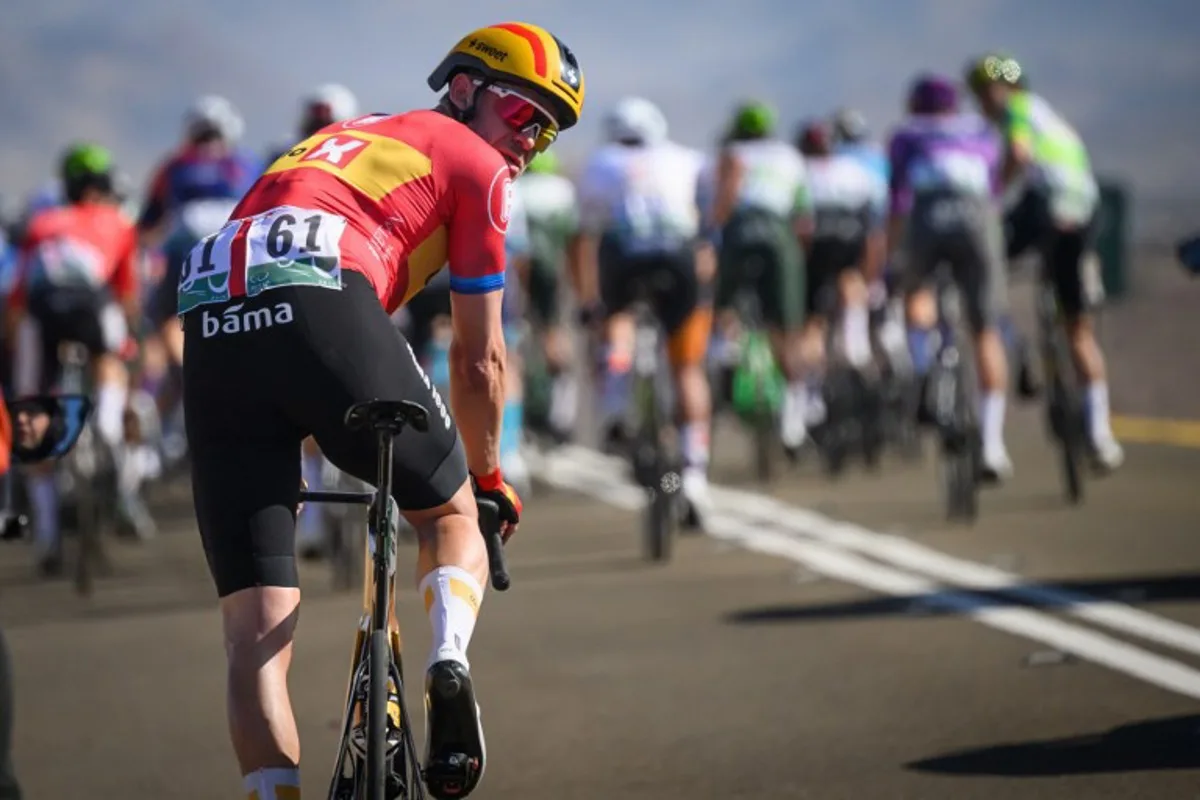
[2,395,1199,799]
[2,261,1199,799]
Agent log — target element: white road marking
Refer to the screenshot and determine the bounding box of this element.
[532,444,1200,700]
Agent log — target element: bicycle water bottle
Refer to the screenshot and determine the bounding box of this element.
[732,331,784,422]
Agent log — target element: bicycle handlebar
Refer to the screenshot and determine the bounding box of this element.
[475,498,511,592]
[298,489,511,591]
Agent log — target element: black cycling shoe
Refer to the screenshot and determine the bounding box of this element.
[423,660,485,799]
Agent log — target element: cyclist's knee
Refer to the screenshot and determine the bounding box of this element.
[220,586,301,671]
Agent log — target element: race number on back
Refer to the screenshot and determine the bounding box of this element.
[178,205,347,315]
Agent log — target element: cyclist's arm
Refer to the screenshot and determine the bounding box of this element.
[711,148,742,229]
[446,163,510,478]
[572,161,610,311]
[861,175,890,281]
[884,131,914,254]
[1001,94,1035,189]
[792,181,815,249]
[3,227,39,346]
[112,223,141,326]
[136,161,173,248]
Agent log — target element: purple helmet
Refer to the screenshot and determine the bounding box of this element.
[908,74,959,115]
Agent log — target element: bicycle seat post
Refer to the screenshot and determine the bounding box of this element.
[343,399,431,632]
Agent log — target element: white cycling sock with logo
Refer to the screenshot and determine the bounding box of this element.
[243,766,300,800]
[1086,382,1114,442]
[27,473,58,559]
[421,565,483,670]
[980,391,1007,458]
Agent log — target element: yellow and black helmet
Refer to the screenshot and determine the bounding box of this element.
[427,22,585,130]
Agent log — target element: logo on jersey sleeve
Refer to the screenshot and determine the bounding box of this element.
[487,165,514,235]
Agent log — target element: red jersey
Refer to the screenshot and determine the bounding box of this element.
[216,110,512,315]
[10,202,139,312]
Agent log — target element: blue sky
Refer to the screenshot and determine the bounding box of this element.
[3,0,1198,211]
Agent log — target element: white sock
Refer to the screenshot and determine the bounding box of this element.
[781,381,807,447]
[980,391,1007,457]
[679,422,710,470]
[96,383,127,450]
[548,372,578,432]
[1086,382,1113,442]
[243,766,300,800]
[420,566,484,669]
[841,305,872,368]
[28,473,58,559]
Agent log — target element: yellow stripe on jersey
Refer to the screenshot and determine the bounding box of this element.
[266,130,432,202]
[403,225,449,305]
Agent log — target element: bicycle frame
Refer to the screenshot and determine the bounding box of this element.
[300,399,508,800]
[929,272,982,521]
[1035,276,1086,502]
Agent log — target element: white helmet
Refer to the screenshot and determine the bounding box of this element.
[304,83,359,123]
[605,97,668,146]
[185,94,245,143]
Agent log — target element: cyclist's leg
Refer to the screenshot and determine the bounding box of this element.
[659,244,714,517]
[756,217,809,447]
[956,197,1012,475]
[595,235,637,447]
[897,209,943,425]
[1044,220,1122,467]
[278,273,488,790]
[182,310,305,792]
[526,254,571,425]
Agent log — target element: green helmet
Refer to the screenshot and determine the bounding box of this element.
[59,143,116,203]
[729,100,776,140]
[60,143,114,184]
[965,52,1027,92]
[525,150,560,175]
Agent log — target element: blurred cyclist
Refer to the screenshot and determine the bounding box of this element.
[577,97,715,525]
[512,151,582,442]
[966,53,1123,471]
[268,83,361,164]
[7,144,147,568]
[887,75,1012,478]
[795,119,887,376]
[711,100,812,454]
[140,96,262,467]
[832,107,890,186]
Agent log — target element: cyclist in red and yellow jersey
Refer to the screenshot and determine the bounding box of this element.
[179,22,584,800]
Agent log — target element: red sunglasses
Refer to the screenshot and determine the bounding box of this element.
[477,82,560,153]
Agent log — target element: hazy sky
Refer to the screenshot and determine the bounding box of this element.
[3,0,1198,210]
